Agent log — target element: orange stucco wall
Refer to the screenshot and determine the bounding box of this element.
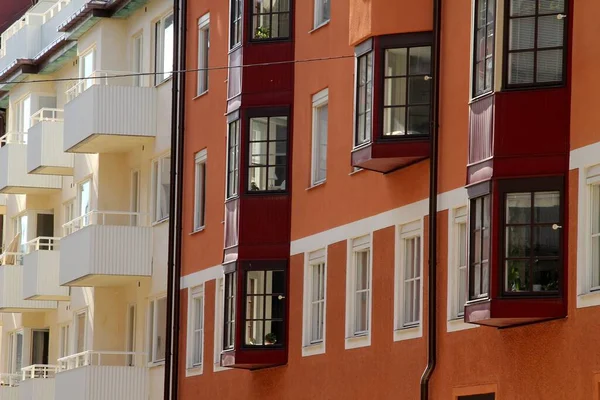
[179,0,600,398]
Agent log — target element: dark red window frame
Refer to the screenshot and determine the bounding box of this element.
[473,0,496,97]
[469,194,491,300]
[223,270,237,351]
[248,0,293,42]
[226,119,240,199]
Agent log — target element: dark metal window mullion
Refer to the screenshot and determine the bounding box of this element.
[533,1,539,84]
[405,48,410,134]
[528,192,534,291]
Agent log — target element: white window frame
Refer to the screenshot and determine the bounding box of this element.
[154,13,174,85]
[197,13,210,96]
[77,178,92,227]
[311,89,328,186]
[59,323,70,358]
[193,150,207,232]
[313,0,330,29]
[13,94,31,134]
[186,285,205,375]
[394,221,423,341]
[125,304,137,366]
[213,277,230,372]
[302,249,327,356]
[345,234,372,349]
[148,295,167,365]
[6,329,25,373]
[446,207,477,332]
[74,308,87,354]
[152,154,171,223]
[79,47,96,92]
[132,33,143,87]
[577,164,600,308]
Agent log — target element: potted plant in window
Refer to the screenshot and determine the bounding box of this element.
[255,26,270,39]
[264,332,277,345]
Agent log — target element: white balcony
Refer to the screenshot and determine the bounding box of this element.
[20,365,57,400]
[23,237,69,301]
[63,71,157,153]
[55,351,148,400]
[27,109,73,176]
[0,14,42,75]
[0,133,62,194]
[0,252,57,312]
[0,373,20,400]
[59,211,152,286]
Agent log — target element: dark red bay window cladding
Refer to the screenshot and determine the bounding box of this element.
[350,32,433,173]
[220,0,294,369]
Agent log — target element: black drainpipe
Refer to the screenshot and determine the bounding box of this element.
[171,0,187,394]
[163,0,182,396]
[420,0,442,398]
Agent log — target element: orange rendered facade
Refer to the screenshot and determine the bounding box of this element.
[176,0,600,398]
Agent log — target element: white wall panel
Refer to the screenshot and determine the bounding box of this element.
[0,265,57,311]
[23,250,69,300]
[28,121,73,175]
[20,378,55,400]
[55,366,148,400]
[0,144,62,193]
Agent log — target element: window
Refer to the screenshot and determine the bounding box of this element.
[314,0,330,28]
[311,89,328,186]
[214,278,226,368]
[469,195,490,299]
[226,120,240,198]
[79,49,95,92]
[59,324,70,358]
[63,199,75,235]
[346,236,371,341]
[592,184,600,289]
[383,46,431,137]
[504,190,561,293]
[78,179,91,227]
[7,331,23,373]
[309,259,326,344]
[14,213,28,255]
[14,95,31,133]
[194,150,207,231]
[187,286,204,370]
[505,0,566,86]
[126,305,136,366]
[230,0,243,48]
[243,264,286,347]
[148,296,167,363]
[451,207,468,318]
[355,50,373,146]
[197,14,210,96]
[31,329,49,365]
[132,34,143,87]
[251,0,291,40]
[223,272,236,351]
[247,115,288,192]
[75,310,87,354]
[130,170,140,227]
[155,13,174,84]
[473,0,495,96]
[152,155,171,222]
[401,235,421,327]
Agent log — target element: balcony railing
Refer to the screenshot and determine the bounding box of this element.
[0,373,21,387]
[31,108,64,127]
[0,251,24,266]
[65,70,139,103]
[22,364,59,380]
[63,210,149,236]
[25,237,60,253]
[58,351,147,370]
[0,132,27,145]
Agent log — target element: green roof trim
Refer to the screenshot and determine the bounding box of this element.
[112,0,149,18]
[38,44,78,75]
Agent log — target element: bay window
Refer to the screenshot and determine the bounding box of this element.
[355,47,373,146]
[473,0,495,96]
[469,195,490,300]
[223,272,236,351]
[226,119,240,199]
[251,0,291,40]
[247,114,288,193]
[506,0,566,86]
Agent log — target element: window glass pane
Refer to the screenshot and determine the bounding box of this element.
[384,78,407,106]
[15,333,23,372]
[407,106,430,135]
[156,298,167,361]
[385,48,407,77]
[383,107,406,136]
[506,193,531,223]
[509,17,535,50]
[508,51,534,84]
[538,16,563,48]
[76,313,86,353]
[408,47,431,75]
[534,191,560,222]
[163,15,174,81]
[593,185,600,235]
[532,259,559,291]
[269,117,288,140]
[354,292,368,333]
[510,0,536,16]
[538,0,564,14]
[592,236,600,288]
[506,226,531,257]
[355,251,369,290]
[533,226,560,256]
[506,259,529,291]
[536,49,563,83]
[408,77,431,105]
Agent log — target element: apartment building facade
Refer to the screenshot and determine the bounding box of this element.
[0,1,173,399]
[174,0,600,398]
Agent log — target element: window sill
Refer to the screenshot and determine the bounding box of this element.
[344,333,370,350]
[306,181,326,191]
[185,365,203,377]
[577,291,600,309]
[213,362,231,373]
[189,227,205,236]
[302,341,325,357]
[193,91,208,100]
[309,20,330,34]
[446,318,479,333]
[152,218,169,227]
[155,75,173,88]
[349,168,366,177]
[393,325,422,342]
[147,361,165,369]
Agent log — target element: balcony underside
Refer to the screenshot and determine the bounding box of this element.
[464,297,566,328]
[221,348,287,370]
[30,165,74,176]
[67,134,154,154]
[351,139,430,173]
[65,273,150,287]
